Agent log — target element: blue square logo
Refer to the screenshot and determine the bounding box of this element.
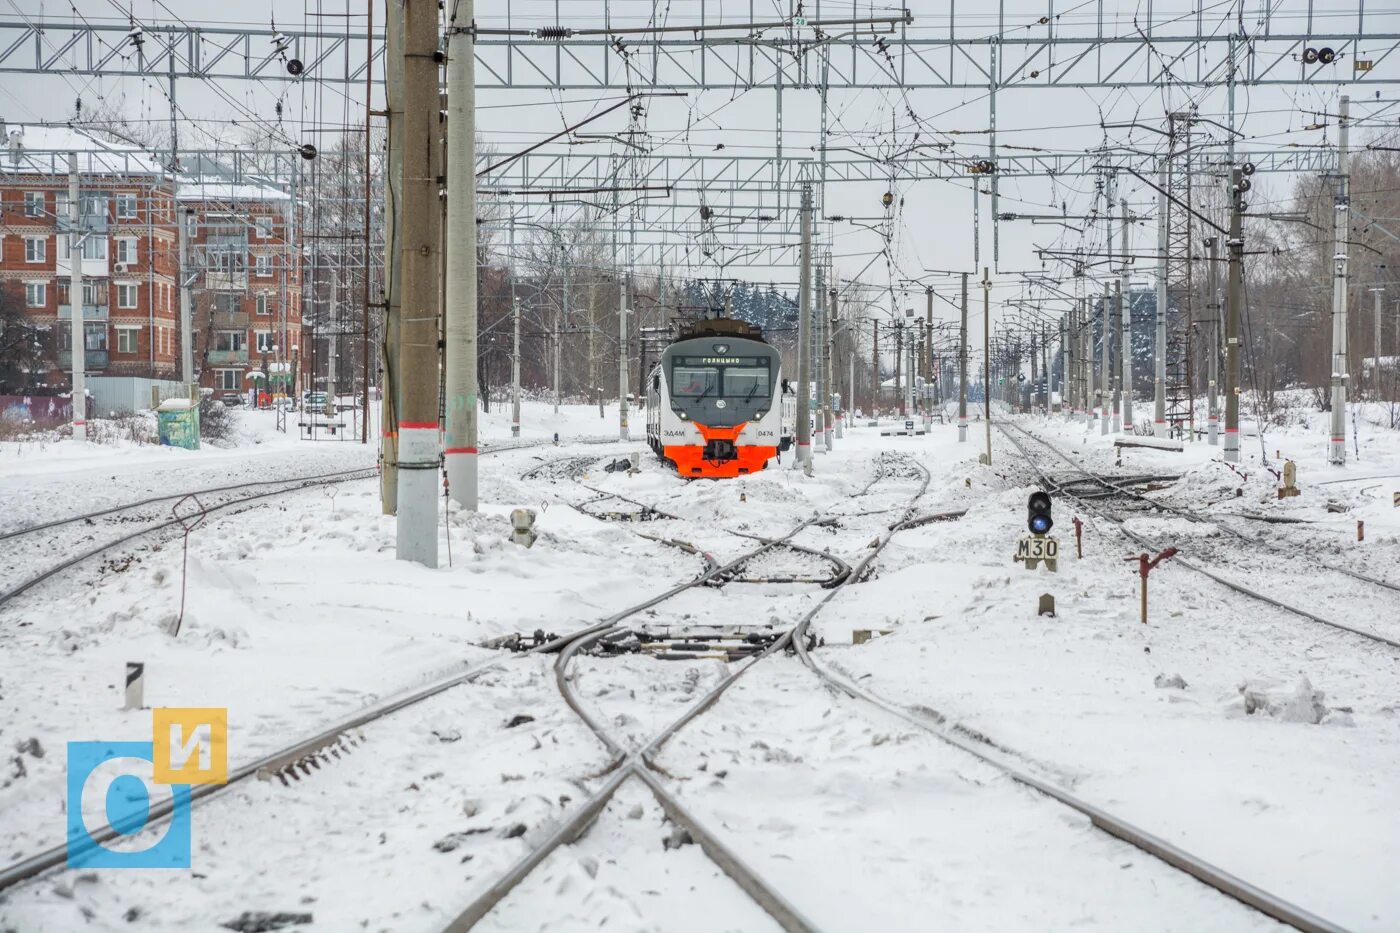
[66,741,191,869]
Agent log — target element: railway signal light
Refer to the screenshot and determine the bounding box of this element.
[1027,491,1053,535]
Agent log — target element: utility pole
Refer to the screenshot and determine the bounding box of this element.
[1154,168,1168,437]
[982,267,992,464]
[1329,95,1351,465]
[1224,167,1245,464]
[1121,198,1133,433]
[511,297,521,437]
[1101,281,1111,435]
[394,0,441,567]
[1205,236,1221,445]
[444,0,478,508]
[618,271,630,440]
[823,274,834,445]
[894,319,903,416]
[794,183,813,474]
[555,254,565,415]
[814,263,826,453]
[380,2,405,513]
[958,272,969,441]
[872,319,879,418]
[1371,285,1384,400]
[66,153,86,441]
[1084,295,1095,426]
[924,287,934,424]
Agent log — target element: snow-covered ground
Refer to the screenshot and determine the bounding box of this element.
[1,398,1397,931]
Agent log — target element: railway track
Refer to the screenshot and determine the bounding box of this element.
[442,453,930,931]
[0,450,898,905]
[998,419,1400,652]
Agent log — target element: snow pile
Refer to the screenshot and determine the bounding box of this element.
[1231,676,1337,725]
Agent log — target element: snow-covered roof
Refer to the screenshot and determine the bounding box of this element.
[1,123,167,178]
[175,179,290,203]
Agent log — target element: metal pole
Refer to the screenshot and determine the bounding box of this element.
[445,3,478,507]
[958,272,969,441]
[1121,197,1133,433]
[1329,96,1351,465]
[1084,296,1095,426]
[794,182,813,473]
[67,153,86,441]
[872,319,879,418]
[983,267,992,464]
[394,0,441,567]
[1205,236,1220,445]
[1224,168,1244,464]
[1155,167,1168,437]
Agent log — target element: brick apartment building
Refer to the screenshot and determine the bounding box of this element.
[0,124,181,389]
[0,123,303,405]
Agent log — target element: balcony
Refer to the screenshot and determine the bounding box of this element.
[208,349,249,365]
[57,350,110,370]
[57,304,110,321]
[211,311,250,329]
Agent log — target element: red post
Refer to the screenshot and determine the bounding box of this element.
[1123,546,1178,624]
[1072,516,1084,558]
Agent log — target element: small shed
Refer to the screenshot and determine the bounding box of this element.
[156,398,200,450]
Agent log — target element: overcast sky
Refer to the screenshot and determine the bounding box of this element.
[4,0,1396,345]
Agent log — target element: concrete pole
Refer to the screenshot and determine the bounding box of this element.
[1084,296,1095,426]
[823,280,834,439]
[958,272,969,441]
[511,297,521,437]
[394,0,441,567]
[1329,96,1351,465]
[872,320,879,419]
[67,153,86,440]
[847,347,855,429]
[1224,168,1245,464]
[1101,281,1112,435]
[1206,236,1221,445]
[982,267,992,464]
[380,2,405,514]
[555,258,564,415]
[618,272,630,440]
[1154,168,1168,437]
[444,5,478,509]
[814,263,826,453]
[1372,286,1384,401]
[793,183,813,473]
[1121,198,1133,433]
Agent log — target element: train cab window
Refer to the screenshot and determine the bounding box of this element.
[672,366,719,397]
[723,367,770,399]
[653,374,661,390]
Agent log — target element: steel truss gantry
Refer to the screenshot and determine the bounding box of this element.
[1,5,1397,89]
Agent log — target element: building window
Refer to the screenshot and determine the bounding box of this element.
[23,191,44,217]
[24,237,46,263]
[255,294,271,316]
[214,292,240,314]
[82,282,100,306]
[254,255,272,277]
[218,369,240,391]
[214,331,246,352]
[116,328,138,354]
[117,283,139,309]
[25,282,46,308]
[255,331,275,353]
[116,193,138,219]
[84,322,108,351]
[185,211,198,238]
[116,237,138,265]
[209,249,246,274]
[254,216,273,238]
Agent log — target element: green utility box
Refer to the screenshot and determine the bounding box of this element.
[157,398,200,449]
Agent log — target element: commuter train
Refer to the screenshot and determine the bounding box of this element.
[646,319,795,478]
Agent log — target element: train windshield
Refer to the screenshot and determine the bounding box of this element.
[671,366,720,397]
[723,367,770,399]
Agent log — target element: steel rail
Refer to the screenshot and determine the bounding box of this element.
[0,466,374,541]
[446,455,928,930]
[998,421,1400,651]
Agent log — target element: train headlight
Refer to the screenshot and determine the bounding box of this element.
[678,411,688,420]
[755,410,767,418]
